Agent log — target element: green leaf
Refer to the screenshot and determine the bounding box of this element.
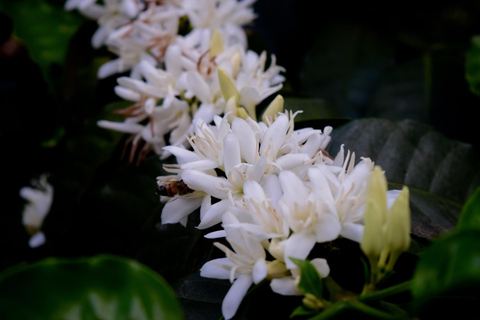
[456,185,480,232]
[466,35,480,96]
[411,230,480,319]
[327,118,480,244]
[0,255,184,320]
[291,258,324,298]
[1,0,83,79]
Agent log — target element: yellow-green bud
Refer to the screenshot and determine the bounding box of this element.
[209,29,224,59]
[360,166,388,266]
[225,96,237,123]
[303,293,327,310]
[236,107,249,120]
[380,186,411,270]
[261,94,284,123]
[266,260,289,280]
[218,67,240,105]
[230,51,242,78]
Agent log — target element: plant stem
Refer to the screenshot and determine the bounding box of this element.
[359,280,411,303]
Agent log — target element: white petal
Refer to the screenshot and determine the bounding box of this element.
[276,153,311,171]
[97,120,144,134]
[340,222,364,243]
[161,197,203,225]
[181,159,218,171]
[187,71,211,103]
[222,275,252,320]
[162,146,200,164]
[260,174,282,206]
[243,180,265,201]
[205,230,227,239]
[29,231,46,248]
[198,199,231,229]
[270,277,302,296]
[386,189,402,210]
[284,232,316,269]
[200,258,233,279]
[313,213,341,243]
[114,86,141,101]
[97,59,123,78]
[223,133,241,174]
[279,171,309,203]
[165,44,182,78]
[310,258,330,278]
[252,258,267,284]
[260,114,288,155]
[182,170,230,199]
[231,117,258,164]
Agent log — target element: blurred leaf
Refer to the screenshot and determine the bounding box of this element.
[327,118,480,243]
[0,254,183,320]
[466,35,480,96]
[411,230,480,319]
[173,272,229,320]
[456,185,480,232]
[291,258,324,298]
[1,0,83,79]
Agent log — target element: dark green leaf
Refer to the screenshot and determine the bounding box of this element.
[456,185,480,232]
[327,118,480,243]
[466,35,480,96]
[1,0,83,79]
[0,254,184,320]
[173,272,230,320]
[291,258,324,298]
[411,230,480,319]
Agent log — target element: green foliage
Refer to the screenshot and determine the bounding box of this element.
[0,255,184,320]
[466,35,480,96]
[411,230,480,319]
[1,0,83,79]
[456,185,480,231]
[291,258,324,299]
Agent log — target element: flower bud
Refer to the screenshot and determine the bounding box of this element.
[209,29,223,59]
[218,67,240,105]
[380,186,411,270]
[360,166,387,265]
[261,94,284,123]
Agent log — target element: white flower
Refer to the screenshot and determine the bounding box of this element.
[19,174,53,248]
[182,0,257,48]
[65,0,145,49]
[277,170,341,269]
[200,217,267,320]
[270,258,330,296]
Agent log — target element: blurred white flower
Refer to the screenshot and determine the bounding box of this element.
[19,174,53,248]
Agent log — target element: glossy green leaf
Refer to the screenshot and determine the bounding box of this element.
[0,255,183,320]
[466,35,480,96]
[291,258,324,298]
[456,185,480,232]
[327,118,480,244]
[411,230,480,319]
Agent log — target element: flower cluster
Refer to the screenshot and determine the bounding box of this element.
[156,110,404,319]
[65,2,411,319]
[66,0,284,162]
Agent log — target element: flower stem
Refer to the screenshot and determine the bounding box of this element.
[359,280,411,303]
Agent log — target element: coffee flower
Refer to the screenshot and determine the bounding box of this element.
[19,174,54,248]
